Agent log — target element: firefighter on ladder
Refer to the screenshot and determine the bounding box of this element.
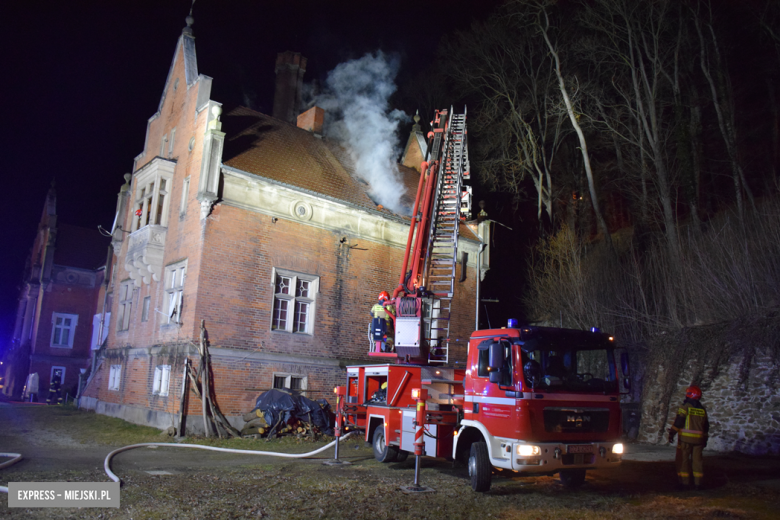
[370,291,395,353]
[668,385,710,490]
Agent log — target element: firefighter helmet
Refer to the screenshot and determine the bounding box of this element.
[378,291,390,302]
[685,385,702,400]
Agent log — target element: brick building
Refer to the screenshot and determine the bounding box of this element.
[79,19,489,432]
[1,184,109,401]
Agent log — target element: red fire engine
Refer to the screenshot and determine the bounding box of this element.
[336,108,628,492]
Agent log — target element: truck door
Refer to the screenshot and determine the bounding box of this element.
[470,339,518,439]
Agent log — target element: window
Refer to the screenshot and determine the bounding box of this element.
[169,127,176,158]
[131,159,175,231]
[117,281,133,332]
[51,313,78,348]
[160,134,167,157]
[90,312,111,350]
[180,176,190,216]
[153,365,171,396]
[271,269,318,334]
[108,365,122,391]
[272,373,307,391]
[141,297,150,322]
[164,261,187,324]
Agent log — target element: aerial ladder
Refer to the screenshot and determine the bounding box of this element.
[371,107,471,364]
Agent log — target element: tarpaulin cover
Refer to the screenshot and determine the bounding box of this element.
[252,389,333,436]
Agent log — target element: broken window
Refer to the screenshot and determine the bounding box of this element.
[271,269,317,334]
[164,261,187,324]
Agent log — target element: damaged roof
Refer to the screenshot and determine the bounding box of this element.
[221,106,477,242]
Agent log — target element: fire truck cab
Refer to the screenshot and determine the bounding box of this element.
[454,325,627,491]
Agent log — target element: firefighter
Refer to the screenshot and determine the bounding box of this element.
[668,385,709,490]
[46,370,64,405]
[370,291,395,352]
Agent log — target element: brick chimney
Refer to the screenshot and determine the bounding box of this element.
[273,51,307,124]
[297,106,324,135]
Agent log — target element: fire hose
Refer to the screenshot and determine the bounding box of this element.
[103,430,357,483]
[0,432,357,492]
[0,453,23,493]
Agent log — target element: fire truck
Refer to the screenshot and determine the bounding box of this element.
[336,108,629,492]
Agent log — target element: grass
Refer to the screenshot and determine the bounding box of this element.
[2,404,779,519]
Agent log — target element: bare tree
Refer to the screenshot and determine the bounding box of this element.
[578,0,681,260]
[530,1,614,250]
[443,13,570,225]
[692,0,757,217]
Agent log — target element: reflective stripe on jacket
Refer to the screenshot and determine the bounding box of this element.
[672,399,709,446]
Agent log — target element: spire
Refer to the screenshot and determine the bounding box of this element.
[182,0,195,36]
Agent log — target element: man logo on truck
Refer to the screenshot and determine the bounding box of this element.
[567,415,592,425]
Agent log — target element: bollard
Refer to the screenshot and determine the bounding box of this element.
[400,388,435,493]
[323,386,351,466]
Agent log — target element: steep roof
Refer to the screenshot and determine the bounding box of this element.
[53,224,109,270]
[220,106,477,242]
[221,106,419,216]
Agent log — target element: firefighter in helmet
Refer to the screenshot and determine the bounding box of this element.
[668,385,710,490]
[370,291,395,352]
[46,370,64,405]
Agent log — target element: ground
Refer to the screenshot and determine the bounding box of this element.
[1,402,779,519]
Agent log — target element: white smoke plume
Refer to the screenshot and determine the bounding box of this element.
[311,52,409,215]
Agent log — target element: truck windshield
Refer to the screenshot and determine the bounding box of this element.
[521,346,617,393]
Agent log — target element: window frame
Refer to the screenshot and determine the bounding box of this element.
[270,268,318,335]
[164,261,187,325]
[108,365,122,391]
[50,312,78,349]
[272,372,307,391]
[153,365,172,396]
[141,296,151,322]
[50,366,66,385]
[117,281,134,332]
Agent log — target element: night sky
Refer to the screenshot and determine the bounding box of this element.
[0,1,509,348]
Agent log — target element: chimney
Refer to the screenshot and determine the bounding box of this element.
[273,51,307,124]
[297,106,324,135]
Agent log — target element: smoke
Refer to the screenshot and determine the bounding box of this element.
[310,52,410,215]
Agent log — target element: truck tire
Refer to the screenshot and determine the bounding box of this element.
[373,427,399,463]
[559,469,586,488]
[468,442,492,492]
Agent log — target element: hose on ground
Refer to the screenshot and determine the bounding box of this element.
[104,431,358,483]
[0,452,23,494]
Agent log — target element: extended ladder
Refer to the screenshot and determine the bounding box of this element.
[423,108,470,364]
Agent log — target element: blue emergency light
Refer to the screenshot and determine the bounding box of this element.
[507,318,518,328]
[591,327,600,333]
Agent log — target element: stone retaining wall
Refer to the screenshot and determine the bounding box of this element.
[638,350,780,454]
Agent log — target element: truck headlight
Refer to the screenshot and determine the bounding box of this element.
[612,443,624,454]
[517,445,541,456]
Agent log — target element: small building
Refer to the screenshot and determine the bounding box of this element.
[79,17,489,432]
[1,185,109,401]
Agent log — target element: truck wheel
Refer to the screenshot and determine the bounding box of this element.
[373,427,399,463]
[468,442,492,492]
[559,469,586,488]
